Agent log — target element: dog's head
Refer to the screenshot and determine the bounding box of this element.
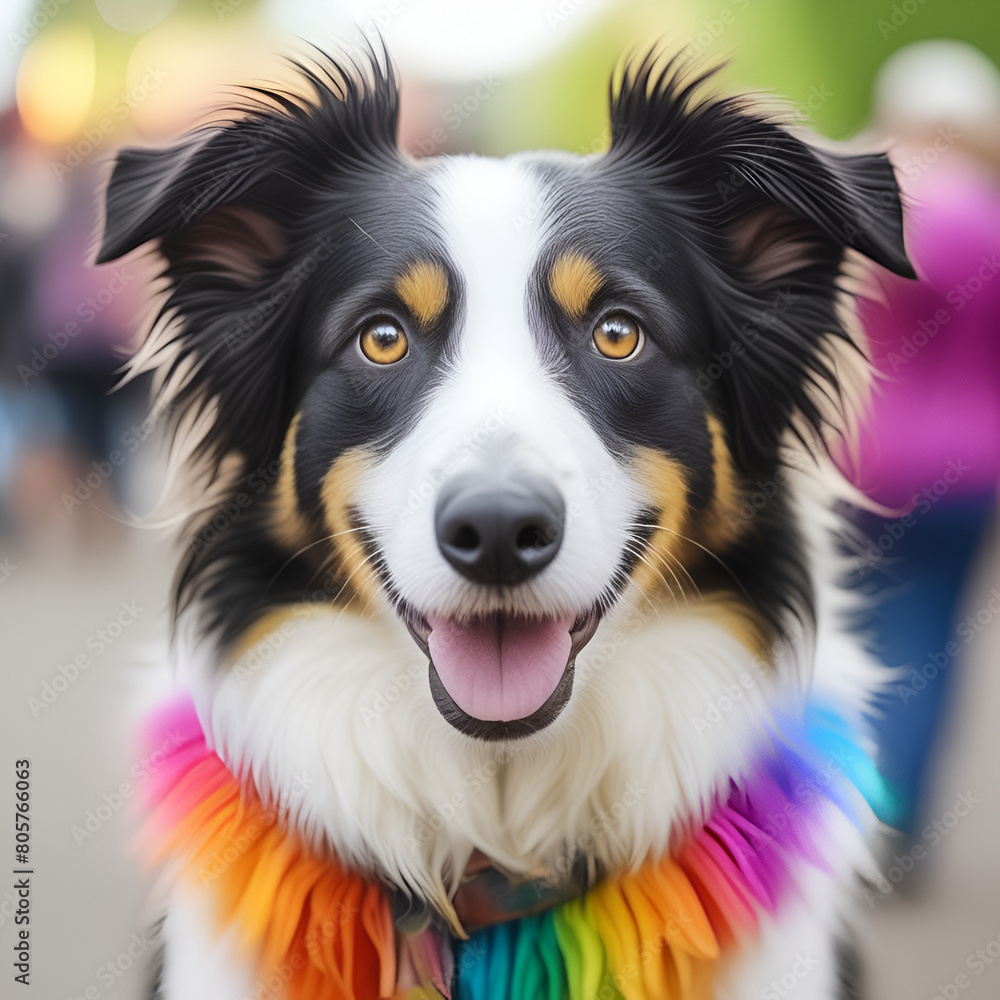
[99,50,911,749]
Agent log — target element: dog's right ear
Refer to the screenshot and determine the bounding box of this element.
[95,51,401,475]
[97,52,400,276]
[96,127,288,278]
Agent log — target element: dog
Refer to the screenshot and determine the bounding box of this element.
[98,46,914,1000]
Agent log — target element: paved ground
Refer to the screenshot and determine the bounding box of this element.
[0,502,996,999]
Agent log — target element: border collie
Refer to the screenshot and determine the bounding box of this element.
[97,46,913,1000]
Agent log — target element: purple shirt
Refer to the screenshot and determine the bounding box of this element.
[844,154,1000,507]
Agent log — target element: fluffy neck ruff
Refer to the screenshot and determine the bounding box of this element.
[142,696,891,1000]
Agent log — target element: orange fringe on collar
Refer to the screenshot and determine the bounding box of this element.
[143,703,411,998]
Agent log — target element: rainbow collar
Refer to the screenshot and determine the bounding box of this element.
[141,697,893,1000]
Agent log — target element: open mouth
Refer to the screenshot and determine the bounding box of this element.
[402,606,600,740]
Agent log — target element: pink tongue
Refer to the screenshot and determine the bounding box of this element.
[426,614,574,722]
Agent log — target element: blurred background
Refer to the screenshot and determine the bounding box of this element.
[0,1,996,997]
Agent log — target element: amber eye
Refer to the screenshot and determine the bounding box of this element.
[593,313,643,360]
[359,318,408,364]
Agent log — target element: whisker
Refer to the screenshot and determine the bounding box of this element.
[621,536,684,611]
[347,216,390,254]
[661,548,702,599]
[621,525,703,604]
[355,557,393,619]
[626,521,754,608]
[330,549,384,618]
[622,530,685,594]
[617,566,663,621]
[265,526,367,594]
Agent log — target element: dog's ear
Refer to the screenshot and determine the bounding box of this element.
[711,133,915,283]
[96,128,289,277]
[95,51,400,471]
[608,54,914,281]
[607,55,915,470]
[98,52,399,272]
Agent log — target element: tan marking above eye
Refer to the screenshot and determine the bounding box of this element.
[549,251,603,320]
[394,260,448,328]
[593,314,643,360]
[360,319,408,364]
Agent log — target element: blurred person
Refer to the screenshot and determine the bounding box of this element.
[842,39,1000,840]
[0,105,74,534]
[0,106,149,538]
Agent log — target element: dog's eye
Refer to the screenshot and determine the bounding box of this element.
[359,318,408,364]
[593,313,643,360]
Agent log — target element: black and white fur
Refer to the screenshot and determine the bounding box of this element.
[98,48,914,999]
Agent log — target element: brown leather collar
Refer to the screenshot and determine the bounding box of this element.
[391,850,600,936]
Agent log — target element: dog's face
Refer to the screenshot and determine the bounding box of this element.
[99,52,911,886]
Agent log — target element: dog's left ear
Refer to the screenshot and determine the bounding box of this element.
[607,55,915,469]
[608,55,915,281]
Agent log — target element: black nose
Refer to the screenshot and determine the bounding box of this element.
[435,475,565,586]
